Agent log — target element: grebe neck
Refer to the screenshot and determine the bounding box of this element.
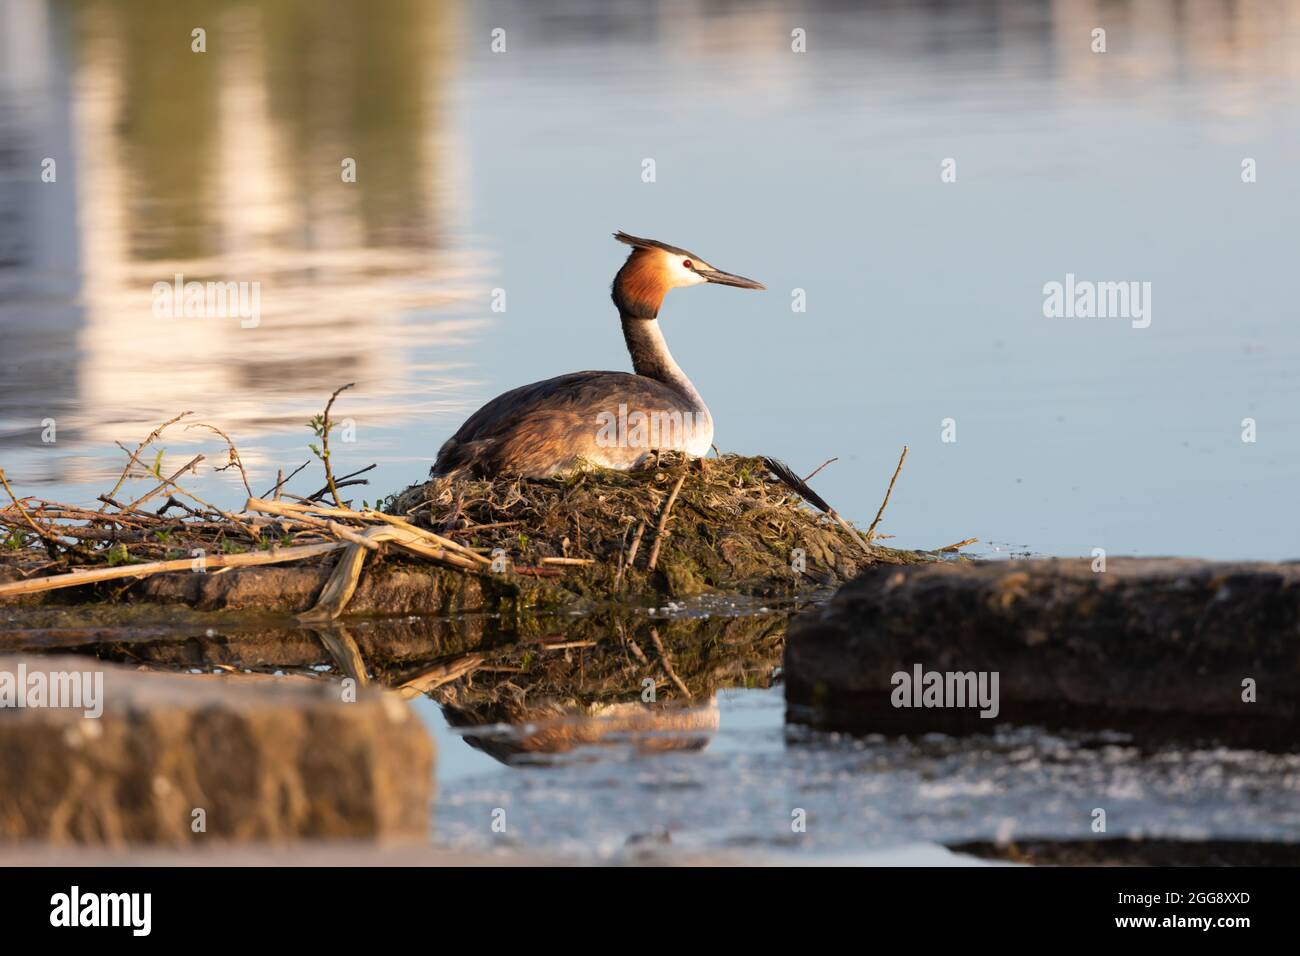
[620,314,706,410]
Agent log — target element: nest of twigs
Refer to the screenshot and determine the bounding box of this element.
[388,450,935,600]
[1,391,971,617]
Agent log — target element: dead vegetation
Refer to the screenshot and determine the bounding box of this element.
[0,389,973,616]
[388,449,941,602]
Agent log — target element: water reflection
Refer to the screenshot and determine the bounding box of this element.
[4,601,1298,859]
[2,599,788,769]
[427,613,786,764]
[1,0,486,492]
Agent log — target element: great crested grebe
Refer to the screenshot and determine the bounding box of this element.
[432,231,765,479]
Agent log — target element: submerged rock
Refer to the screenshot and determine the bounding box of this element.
[784,558,1300,745]
[948,838,1300,866]
[0,655,433,844]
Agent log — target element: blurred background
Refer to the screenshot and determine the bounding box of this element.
[2,0,1298,559]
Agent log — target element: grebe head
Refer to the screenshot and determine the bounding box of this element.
[611,231,765,318]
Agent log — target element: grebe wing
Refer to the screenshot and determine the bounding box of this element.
[433,371,698,478]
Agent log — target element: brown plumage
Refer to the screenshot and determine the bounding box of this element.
[433,232,764,479]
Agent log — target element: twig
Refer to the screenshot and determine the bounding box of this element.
[938,537,978,552]
[260,461,309,499]
[0,468,65,555]
[624,520,647,569]
[99,411,192,512]
[801,457,838,482]
[303,463,376,504]
[444,520,522,535]
[318,383,355,506]
[186,422,254,499]
[114,442,258,540]
[865,445,908,542]
[510,565,564,577]
[646,473,686,572]
[123,454,205,511]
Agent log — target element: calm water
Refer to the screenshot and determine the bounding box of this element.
[3,0,1299,557]
[3,0,1300,861]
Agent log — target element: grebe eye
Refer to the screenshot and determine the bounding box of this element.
[683,259,693,269]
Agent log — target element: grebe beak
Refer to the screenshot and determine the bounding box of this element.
[697,268,765,291]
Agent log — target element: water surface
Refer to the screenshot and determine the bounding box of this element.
[3,0,1298,558]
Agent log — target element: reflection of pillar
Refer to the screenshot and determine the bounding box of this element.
[215,5,296,256]
[0,0,81,317]
[71,0,127,307]
[0,0,83,458]
[4,0,487,483]
[1050,0,1296,113]
[72,4,236,437]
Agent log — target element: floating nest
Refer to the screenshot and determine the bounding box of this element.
[387,451,931,602]
[1,395,952,618]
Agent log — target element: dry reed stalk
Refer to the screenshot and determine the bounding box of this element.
[0,540,346,599]
[298,524,481,621]
[247,497,489,565]
[261,461,308,499]
[865,445,908,542]
[243,498,379,551]
[624,520,647,568]
[444,520,522,535]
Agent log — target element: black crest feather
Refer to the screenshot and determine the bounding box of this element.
[613,231,699,260]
